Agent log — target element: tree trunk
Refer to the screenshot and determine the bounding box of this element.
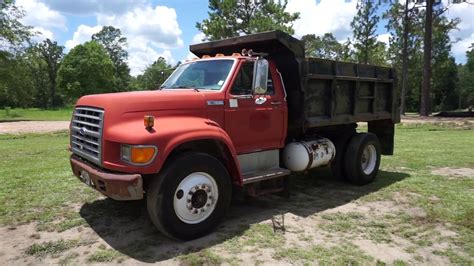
[400,0,410,116]
[420,0,433,116]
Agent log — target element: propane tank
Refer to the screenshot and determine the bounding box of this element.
[282,138,336,172]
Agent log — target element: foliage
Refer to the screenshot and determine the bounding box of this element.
[0,0,32,53]
[196,0,300,40]
[57,41,115,102]
[92,26,131,91]
[302,33,353,61]
[351,0,384,64]
[457,49,474,109]
[131,57,175,90]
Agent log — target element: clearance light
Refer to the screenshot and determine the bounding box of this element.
[215,53,224,57]
[144,115,154,129]
[121,145,157,165]
[202,55,211,58]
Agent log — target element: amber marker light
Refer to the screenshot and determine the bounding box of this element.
[144,115,154,129]
[121,144,157,165]
[130,146,156,164]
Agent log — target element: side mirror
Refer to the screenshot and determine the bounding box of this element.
[252,58,269,95]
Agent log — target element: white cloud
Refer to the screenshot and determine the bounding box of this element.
[40,0,148,15]
[377,33,391,46]
[442,1,474,63]
[191,32,206,45]
[31,27,55,42]
[97,6,183,49]
[16,0,66,31]
[286,0,358,40]
[128,43,175,76]
[65,25,102,51]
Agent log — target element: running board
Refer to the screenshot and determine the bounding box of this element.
[242,168,291,185]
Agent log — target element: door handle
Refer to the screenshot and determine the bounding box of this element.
[271,101,282,105]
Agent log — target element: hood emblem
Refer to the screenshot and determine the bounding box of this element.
[79,127,87,136]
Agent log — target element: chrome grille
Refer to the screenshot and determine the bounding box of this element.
[70,106,104,166]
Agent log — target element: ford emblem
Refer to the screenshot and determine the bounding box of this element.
[79,127,87,136]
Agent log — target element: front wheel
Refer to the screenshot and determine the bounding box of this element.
[146,152,231,240]
[344,133,381,185]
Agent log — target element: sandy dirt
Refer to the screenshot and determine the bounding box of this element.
[0,121,70,134]
[431,167,474,178]
[0,173,464,265]
[1,116,473,135]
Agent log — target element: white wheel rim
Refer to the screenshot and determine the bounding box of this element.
[361,144,377,175]
[173,172,219,224]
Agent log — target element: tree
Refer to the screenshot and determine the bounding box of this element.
[57,41,115,102]
[92,26,131,91]
[302,33,353,61]
[133,57,174,90]
[196,0,299,40]
[420,0,435,116]
[0,0,32,54]
[35,39,64,107]
[351,0,380,64]
[457,48,474,109]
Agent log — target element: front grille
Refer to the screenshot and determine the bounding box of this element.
[70,106,104,166]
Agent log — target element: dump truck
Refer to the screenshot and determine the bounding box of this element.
[69,30,399,240]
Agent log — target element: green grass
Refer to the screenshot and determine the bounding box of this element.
[87,249,123,263]
[0,132,99,229]
[0,123,473,264]
[0,107,72,121]
[25,239,81,258]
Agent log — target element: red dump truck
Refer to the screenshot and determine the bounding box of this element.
[69,31,399,240]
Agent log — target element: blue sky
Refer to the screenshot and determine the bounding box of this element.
[16,0,474,76]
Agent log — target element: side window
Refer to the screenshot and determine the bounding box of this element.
[230,61,275,95]
[231,62,254,95]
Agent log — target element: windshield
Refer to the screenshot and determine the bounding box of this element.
[161,59,235,90]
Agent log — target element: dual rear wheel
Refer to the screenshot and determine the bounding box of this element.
[332,132,382,185]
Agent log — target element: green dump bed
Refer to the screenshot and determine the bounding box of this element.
[191,30,399,137]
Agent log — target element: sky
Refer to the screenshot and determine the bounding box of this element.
[15,0,474,76]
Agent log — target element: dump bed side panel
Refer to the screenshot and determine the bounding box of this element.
[303,58,399,129]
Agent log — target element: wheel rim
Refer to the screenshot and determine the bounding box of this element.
[173,172,219,224]
[361,144,377,175]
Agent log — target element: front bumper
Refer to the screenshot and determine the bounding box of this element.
[70,155,143,200]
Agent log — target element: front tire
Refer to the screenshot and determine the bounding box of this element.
[344,133,381,185]
[146,152,231,240]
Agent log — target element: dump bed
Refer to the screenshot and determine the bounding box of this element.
[191,31,399,137]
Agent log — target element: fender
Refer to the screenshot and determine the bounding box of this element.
[102,115,243,185]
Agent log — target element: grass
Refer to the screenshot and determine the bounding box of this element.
[0,132,99,229]
[0,123,473,264]
[0,107,72,121]
[25,239,81,258]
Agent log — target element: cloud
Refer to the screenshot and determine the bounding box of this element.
[377,33,391,46]
[30,27,55,42]
[40,0,148,15]
[442,1,474,63]
[16,0,67,31]
[65,25,102,51]
[191,32,206,45]
[286,0,358,40]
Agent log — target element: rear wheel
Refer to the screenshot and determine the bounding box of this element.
[146,152,231,240]
[344,133,381,185]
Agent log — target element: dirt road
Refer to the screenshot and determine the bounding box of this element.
[1,116,473,134]
[0,121,69,134]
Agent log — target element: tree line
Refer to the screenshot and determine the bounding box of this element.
[1,0,473,114]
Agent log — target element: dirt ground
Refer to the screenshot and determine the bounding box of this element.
[0,168,470,265]
[1,116,473,134]
[0,121,70,134]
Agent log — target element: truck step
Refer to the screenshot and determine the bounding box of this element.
[242,168,291,185]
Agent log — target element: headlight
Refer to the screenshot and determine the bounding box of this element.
[121,144,157,165]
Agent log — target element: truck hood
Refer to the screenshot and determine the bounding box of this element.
[75,90,207,114]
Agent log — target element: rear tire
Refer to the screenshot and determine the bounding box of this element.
[146,152,231,240]
[344,133,381,185]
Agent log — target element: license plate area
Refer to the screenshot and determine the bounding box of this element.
[80,170,95,187]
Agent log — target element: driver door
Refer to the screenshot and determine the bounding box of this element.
[224,60,285,154]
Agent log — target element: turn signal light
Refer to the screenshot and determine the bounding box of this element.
[131,146,156,164]
[121,145,157,165]
[144,115,154,129]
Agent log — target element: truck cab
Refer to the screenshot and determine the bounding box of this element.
[70,31,398,240]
